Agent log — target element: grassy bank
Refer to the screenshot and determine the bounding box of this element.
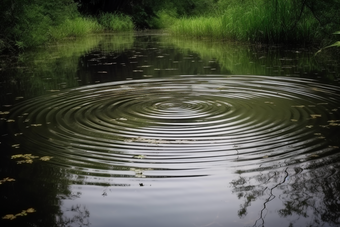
[49,14,134,41]
[0,2,134,53]
[165,0,334,44]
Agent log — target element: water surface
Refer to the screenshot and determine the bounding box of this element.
[1,32,340,227]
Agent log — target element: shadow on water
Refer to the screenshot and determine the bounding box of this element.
[1,31,340,227]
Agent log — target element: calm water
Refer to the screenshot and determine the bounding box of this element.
[1,32,340,227]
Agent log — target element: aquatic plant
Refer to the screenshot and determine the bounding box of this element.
[315,31,340,55]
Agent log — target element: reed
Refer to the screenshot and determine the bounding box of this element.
[168,1,320,44]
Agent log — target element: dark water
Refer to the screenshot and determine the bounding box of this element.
[1,32,340,227]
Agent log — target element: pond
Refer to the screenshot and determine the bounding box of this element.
[1,31,340,227]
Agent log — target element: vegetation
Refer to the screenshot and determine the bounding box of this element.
[0,0,339,53]
[0,0,134,53]
[167,0,340,45]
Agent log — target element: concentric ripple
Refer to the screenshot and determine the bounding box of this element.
[6,75,340,179]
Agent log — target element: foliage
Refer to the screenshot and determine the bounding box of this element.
[0,0,134,53]
[97,13,134,31]
[315,31,340,55]
[1,0,339,52]
[166,0,340,44]
[48,17,103,41]
[0,0,79,51]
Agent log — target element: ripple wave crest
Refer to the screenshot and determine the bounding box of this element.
[7,75,340,180]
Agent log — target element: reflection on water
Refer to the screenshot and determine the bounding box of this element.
[0,32,340,227]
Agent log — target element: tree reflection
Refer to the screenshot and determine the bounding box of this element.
[55,205,90,227]
[230,156,340,227]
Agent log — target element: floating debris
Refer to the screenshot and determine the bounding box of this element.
[47,90,60,92]
[0,177,15,185]
[308,154,319,158]
[11,154,39,160]
[6,119,15,123]
[31,124,42,127]
[40,156,53,161]
[11,154,52,164]
[291,105,305,108]
[2,208,36,220]
[17,159,34,164]
[311,114,321,119]
[124,137,196,145]
[133,155,146,159]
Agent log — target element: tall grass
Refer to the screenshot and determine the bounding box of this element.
[97,13,134,31]
[49,17,102,40]
[168,1,320,44]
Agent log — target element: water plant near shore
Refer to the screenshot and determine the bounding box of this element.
[169,1,321,44]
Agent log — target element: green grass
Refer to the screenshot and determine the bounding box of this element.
[49,17,103,40]
[13,13,134,50]
[97,13,134,31]
[167,1,320,44]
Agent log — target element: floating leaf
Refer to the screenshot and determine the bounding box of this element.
[311,114,321,119]
[0,111,10,114]
[2,208,35,220]
[329,146,339,149]
[40,156,53,161]
[308,154,319,158]
[31,124,42,127]
[291,119,298,122]
[328,120,340,123]
[0,177,15,185]
[133,155,145,159]
[263,155,269,159]
[11,154,39,159]
[17,159,33,164]
[2,214,16,220]
[26,208,36,213]
[15,210,27,217]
